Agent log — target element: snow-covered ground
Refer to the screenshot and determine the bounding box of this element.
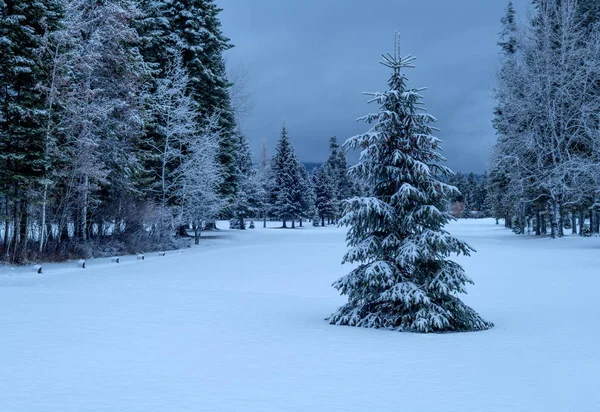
[1,219,598,412]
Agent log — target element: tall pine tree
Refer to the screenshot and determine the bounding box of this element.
[269,125,302,228]
[328,35,493,333]
[0,0,63,258]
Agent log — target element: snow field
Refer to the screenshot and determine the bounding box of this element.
[0,219,599,411]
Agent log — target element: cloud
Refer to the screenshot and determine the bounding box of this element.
[218,0,530,173]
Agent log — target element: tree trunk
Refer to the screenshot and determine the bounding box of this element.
[178,224,189,237]
[299,219,303,227]
[556,203,564,238]
[291,219,295,229]
[535,210,541,236]
[19,199,28,250]
[204,220,217,230]
[321,216,325,227]
[40,183,48,252]
[590,210,594,235]
[519,207,525,234]
[282,220,287,228]
[541,212,547,235]
[263,214,266,228]
[571,212,577,235]
[81,175,88,241]
[579,209,585,236]
[193,223,200,245]
[46,222,53,243]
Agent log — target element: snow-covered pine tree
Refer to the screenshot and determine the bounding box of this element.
[229,129,262,230]
[171,0,237,201]
[476,171,489,217]
[461,172,477,218]
[140,0,237,206]
[295,163,315,227]
[0,0,63,259]
[178,114,222,244]
[328,35,493,333]
[313,163,338,226]
[327,136,354,204]
[58,0,149,242]
[257,139,271,228]
[269,125,302,228]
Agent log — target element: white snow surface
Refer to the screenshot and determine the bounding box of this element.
[1,219,599,411]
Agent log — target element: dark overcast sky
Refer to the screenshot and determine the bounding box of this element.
[217,0,529,173]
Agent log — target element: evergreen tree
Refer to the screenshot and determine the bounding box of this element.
[326,136,354,204]
[476,171,489,216]
[138,0,238,204]
[313,163,338,226]
[0,0,63,257]
[328,36,493,333]
[269,125,302,228]
[171,0,237,200]
[296,163,315,227]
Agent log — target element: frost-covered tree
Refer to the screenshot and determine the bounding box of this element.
[229,129,262,230]
[256,139,271,228]
[492,0,600,238]
[323,136,355,221]
[0,0,63,257]
[269,125,302,228]
[313,163,338,226]
[328,36,493,333]
[58,0,149,241]
[149,50,198,233]
[178,114,222,244]
[295,163,315,227]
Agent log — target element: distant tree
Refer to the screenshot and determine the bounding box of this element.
[269,125,302,228]
[229,129,262,230]
[313,163,338,226]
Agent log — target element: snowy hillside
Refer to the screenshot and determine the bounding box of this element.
[0,219,598,411]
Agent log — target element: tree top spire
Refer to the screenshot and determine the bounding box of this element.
[380,32,416,73]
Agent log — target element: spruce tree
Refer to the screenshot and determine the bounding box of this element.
[230,129,262,230]
[314,163,338,226]
[269,125,302,228]
[0,0,63,257]
[295,163,315,227]
[139,0,238,203]
[328,36,493,333]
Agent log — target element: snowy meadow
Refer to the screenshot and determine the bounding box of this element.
[1,219,598,412]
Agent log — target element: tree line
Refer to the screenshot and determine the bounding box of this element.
[488,0,600,238]
[0,0,363,263]
[0,0,255,262]
[238,128,361,231]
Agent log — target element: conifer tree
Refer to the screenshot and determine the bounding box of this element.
[269,125,302,228]
[138,0,238,204]
[0,0,63,257]
[328,35,493,333]
[296,163,315,227]
[230,129,262,230]
[314,163,338,226]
